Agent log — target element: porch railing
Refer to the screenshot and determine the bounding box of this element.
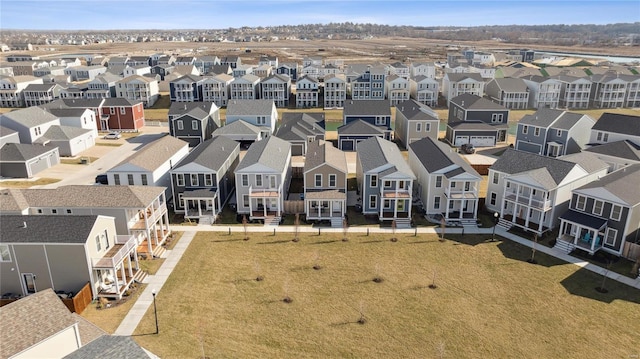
[92,234,137,268]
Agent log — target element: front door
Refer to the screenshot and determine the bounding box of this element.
[22,273,36,294]
[397,199,405,212]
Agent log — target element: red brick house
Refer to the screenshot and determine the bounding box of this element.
[99,98,145,131]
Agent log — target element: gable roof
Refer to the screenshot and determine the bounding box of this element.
[396,99,439,121]
[168,101,217,119]
[576,163,640,206]
[0,188,30,212]
[519,108,565,127]
[63,335,154,359]
[357,137,415,179]
[173,136,239,172]
[552,111,590,130]
[0,215,99,244]
[584,140,640,161]
[46,107,91,118]
[226,99,275,117]
[213,119,262,136]
[409,137,480,178]
[275,112,324,141]
[236,136,290,172]
[38,125,91,141]
[559,152,609,174]
[444,72,484,82]
[23,83,58,92]
[488,77,529,92]
[449,93,507,111]
[111,135,187,172]
[344,100,391,117]
[338,119,385,135]
[0,125,17,137]
[10,185,165,209]
[0,143,58,161]
[591,113,640,137]
[304,140,348,174]
[1,106,59,127]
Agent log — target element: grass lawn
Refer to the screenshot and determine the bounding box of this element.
[81,283,147,334]
[133,232,640,358]
[0,178,60,188]
[60,156,99,165]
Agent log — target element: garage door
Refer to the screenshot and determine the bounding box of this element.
[341,139,354,151]
[470,136,495,147]
[454,136,469,146]
[291,144,304,156]
[28,157,50,176]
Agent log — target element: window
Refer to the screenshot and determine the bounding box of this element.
[435,176,442,188]
[329,174,336,188]
[490,192,497,206]
[103,230,110,250]
[120,107,126,115]
[191,174,199,186]
[176,174,185,186]
[0,245,11,262]
[534,127,540,136]
[370,175,377,187]
[109,107,115,115]
[603,133,609,142]
[257,116,266,125]
[178,193,184,208]
[522,125,528,134]
[315,174,322,187]
[52,209,58,214]
[177,121,184,130]
[375,116,386,126]
[95,235,101,251]
[205,174,213,187]
[114,174,120,185]
[610,204,622,221]
[192,120,198,130]
[243,195,249,208]
[127,174,134,185]
[37,209,43,214]
[384,199,391,209]
[491,113,503,123]
[575,195,586,211]
[416,123,422,132]
[492,172,499,185]
[141,174,148,185]
[66,209,72,214]
[434,196,441,209]
[605,228,618,246]
[256,174,262,187]
[384,180,392,188]
[425,123,431,132]
[593,199,604,216]
[369,195,377,209]
[556,129,562,137]
[241,174,248,187]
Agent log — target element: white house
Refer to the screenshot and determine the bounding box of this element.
[225,99,278,134]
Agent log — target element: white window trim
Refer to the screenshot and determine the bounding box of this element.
[534,127,540,136]
[522,125,528,134]
[370,175,377,188]
[256,174,262,187]
[490,192,497,206]
[435,175,442,188]
[241,174,248,187]
[384,199,391,209]
[593,199,604,216]
[434,196,440,209]
[176,173,185,187]
[177,121,184,130]
[0,245,11,262]
[328,174,336,188]
[205,174,213,187]
[369,195,377,209]
[315,174,322,187]
[191,174,199,187]
[605,228,618,246]
[575,195,586,211]
[610,204,622,221]
[192,120,198,130]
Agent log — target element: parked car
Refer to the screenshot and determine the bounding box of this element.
[460,143,475,154]
[95,174,108,185]
[103,132,122,140]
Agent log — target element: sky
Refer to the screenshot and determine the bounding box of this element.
[1,0,638,30]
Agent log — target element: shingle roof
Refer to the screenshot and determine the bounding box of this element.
[64,335,154,359]
[0,290,82,358]
[111,135,187,172]
[488,77,529,92]
[71,314,108,347]
[591,113,640,137]
[168,101,217,119]
[519,108,564,127]
[213,119,262,136]
[338,119,385,135]
[226,99,275,117]
[445,72,484,82]
[0,188,29,212]
[173,135,239,172]
[236,136,290,172]
[102,98,139,107]
[12,185,165,209]
[552,111,589,130]
[357,137,415,179]
[23,83,57,91]
[490,149,579,188]
[0,143,58,161]
[576,163,640,206]
[448,120,503,131]
[275,112,324,141]
[344,100,391,117]
[584,140,640,161]
[449,93,506,111]
[396,99,439,121]
[409,137,480,178]
[1,106,59,127]
[0,215,99,244]
[304,140,348,174]
[46,108,90,118]
[38,125,91,141]
[0,125,17,137]
[559,152,609,174]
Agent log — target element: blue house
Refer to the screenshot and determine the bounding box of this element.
[169,75,204,102]
[343,99,392,141]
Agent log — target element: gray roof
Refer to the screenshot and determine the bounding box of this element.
[304,140,348,174]
[0,125,17,137]
[226,99,275,117]
[591,113,640,137]
[102,98,139,107]
[490,149,580,189]
[111,135,187,172]
[584,140,640,161]
[0,215,99,244]
[23,83,57,91]
[409,137,480,178]
[519,109,565,127]
[344,99,391,117]
[0,188,29,213]
[46,107,90,118]
[576,163,640,206]
[0,143,58,161]
[559,152,609,174]
[338,119,385,135]
[488,77,528,92]
[39,125,91,141]
[1,106,59,127]
[552,111,589,130]
[445,72,484,83]
[64,335,154,359]
[173,135,239,172]
[450,93,506,111]
[356,137,415,179]
[214,119,262,136]
[448,120,503,131]
[168,101,217,119]
[275,112,324,142]
[396,99,439,122]
[236,136,290,172]
[60,98,105,108]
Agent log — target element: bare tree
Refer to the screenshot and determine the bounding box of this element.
[436,341,446,359]
[282,277,292,303]
[292,213,300,242]
[439,217,446,242]
[596,259,613,293]
[357,300,366,324]
[342,218,348,242]
[390,219,398,242]
[528,234,538,264]
[429,270,438,289]
[242,215,249,241]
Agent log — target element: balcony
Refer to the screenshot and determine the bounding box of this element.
[130,202,167,230]
[249,184,282,198]
[92,234,137,268]
[380,188,411,199]
[504,191,551,211]
[445,187,478,199]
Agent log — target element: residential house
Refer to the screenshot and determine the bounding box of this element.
[274,112,325,155]
[0,125,20,147]
[0,106,60,143]
[232,64,254,78]
[356,137,416,227]
[99,98,145,131]
[229,74,260,100]
[515,109,595,157]
[388,62,410,79]
[386,75,412,106]
[0,185,171,262]
[623,74,640,108]
[276,62,298,81]
[169,74,204,102]
[106,56,129,68]
[350,65,386,101]
[225,99,278,134]
[59,83,88,100]
[107,135,189,196]
[295,75,319,108]
[150,64,174,81]
[202,73,233,107]
[522,75,562,109]
[394,99,440,148]
[22,83,63,106]
[170,136,240,224]
[319,64,342,80]
[45,107,98,137]
[556,164,640,256]
[410,62,436,79]
[64,335,159,359]
[85,73,120,99]
[408,137,481,223]
[116,75,159,107]
[253,64,272,79]
[126,56,151,67]
[0,75,42,107]
[485,78,530,109]
[8,61,38,76]
[487,149,608,235]
[300,66,320,79]
[554,75,592,109]
[337,119,385,152]
[174,56,196,66]
[234,136,292,222]
[259,55,278,69]
[584,140,640,173]
[589,112,640,146]
[343,99,392,137]
[63,65,107,81]
[410,75,439,107]
[445,93,509,147]
[260,74,291,107]
[211,120,264,147]
[323,73,347,109]
[194,55,220,74]
[0,143,60,178]
[220,55,241,69]
[303,140,348,227]
[167,102,221,146]
[302,56,322,68]
[442,72,485,107]
[589,74,628,108]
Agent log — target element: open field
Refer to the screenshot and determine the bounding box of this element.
[132,232,640,359]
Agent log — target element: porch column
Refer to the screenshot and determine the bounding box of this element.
[590,230,597,251]
[163,210,170,235]
[513,184,520,224]
[537,212,543,233]
[445,199,450,219]
[113,267,120,295]
[133,248,139,270]
[393,199,398,219]
[407,198,412,219]
[120,265,126,287]
[198,199,203,217]
[473,199,479,219]
[144,210,152,254]
[263,197,267,217]
[573,225,581,245]
[127,255,133,278]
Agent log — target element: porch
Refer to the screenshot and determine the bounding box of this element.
[183,188,219,224]
[503,214,550,234]
[249,185,282,220]
[93,235,141,300]
[305,190,346,220]
[379,197,412,222]
[136,229,170,258]
[557,210,607,255]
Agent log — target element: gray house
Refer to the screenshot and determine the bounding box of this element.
[337,119,385,151]
[584,140,640,173]
[170,136,240,224]
[515,109,595,157]
[445,93,509,147]
[589,112,640,147]
[556,164,640,257]
[168,102,221,147]
[356,137,416,227]
[394,99,440,148]
[0,143,60,178]
[485,77,530,110]
[0,125,20,147]
[212,120,265,148]
[274,112,325,156]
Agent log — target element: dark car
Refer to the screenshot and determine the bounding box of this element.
[460,143,475,154]
[95,174,108,185]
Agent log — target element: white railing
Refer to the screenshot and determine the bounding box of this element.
[92,234,136,268]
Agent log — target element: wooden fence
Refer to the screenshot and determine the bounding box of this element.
[471,164,491,176]
[284,200,304,214]
[291,166,304,179]
[622,241,640,261]
[61,281,93,314]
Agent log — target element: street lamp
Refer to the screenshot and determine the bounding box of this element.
[491,212,500,242]
[151,289,159,334]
